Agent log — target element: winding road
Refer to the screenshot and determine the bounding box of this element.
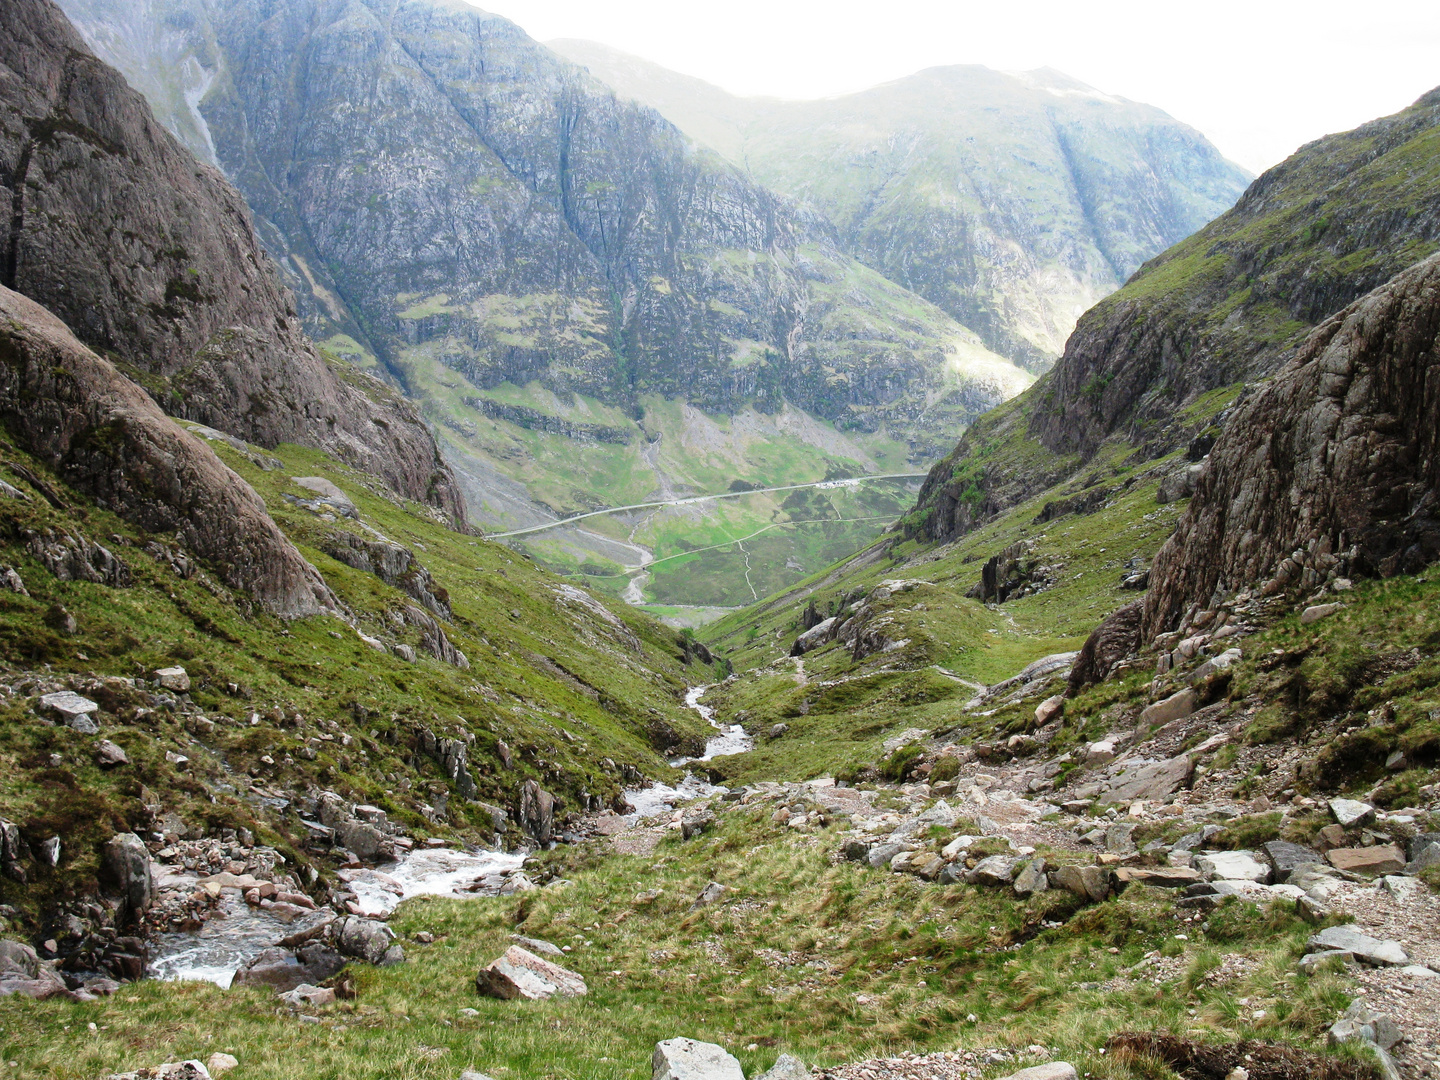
[483,473,927,540]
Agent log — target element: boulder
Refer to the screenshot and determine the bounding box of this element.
[996,1065,1078,1080]
[95,740,129,767]
[152,667,191,692]
[970,855,1016,887]
[1084,741,1116,765]
[0,939,69,1000]
[104,832,154,919]
[1096,755,1194,804]
[1194,850,1270,883]
[1034,695,1065,726]
[1307,926,1409,967]
[103,1062,212,1080]
[681,809,715,840]
[1261,840,1323,882]
[332,916,398,966]
[1051,864,1112,903]
[278,983,335,1009]
[509,935,564,957]
[790,618,838,656]
[206,1055,238,1076]
[1326,845,1406,876]
[1068,599,1144,692]
[1139,688,1197,728]
[1013,858,1048,896]
[756,1054,811,1080]
[692,882,727,908]
[35,836,59,867]
[1409,841,1440,875]
[1298,950,1355,975]
[910,852,945,880]
[1328,798,1375,828]
[476,946,587,1001]
[652,1039,745,1080]
[518,780,556,844]
[291,477,358,518]
[866,843,904,870]
[1300,603,1344,625]
[1112,867,1203,888]
[1105,823,1138,854]
[40,691,99,724]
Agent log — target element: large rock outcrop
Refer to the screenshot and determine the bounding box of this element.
[0,0,464,524]
[0,286,338,616]
[1144,251,1440,639]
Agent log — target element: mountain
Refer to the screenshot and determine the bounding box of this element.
[1,0,464,525]
[52,0,1054,608]
[58,0,1030,458]
[551,41,1252,370]
[909,87,1440,546]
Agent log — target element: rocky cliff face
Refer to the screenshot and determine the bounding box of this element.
[0,285,337,616]
[57,0,1031,452]
[908,87,1440,545]
[1034,88,1440,459]
[1143,251,1440,640]
[0,0,464,525]
[552,44,1250,371]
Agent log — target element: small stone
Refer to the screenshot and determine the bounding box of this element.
[279,983,335,1009]
[691,881,727,908]
[206,1053,238,1076]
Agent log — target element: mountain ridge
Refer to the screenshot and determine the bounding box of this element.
[549,39,1252,370]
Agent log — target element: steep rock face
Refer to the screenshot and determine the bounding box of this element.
[0,0,464,524]
[1034,88,1440,459]
[552,44,1250,370]
[0,286,338,616]
[1143,251,1440,640]
[908,88,1440,544]
[58,0,1031,447]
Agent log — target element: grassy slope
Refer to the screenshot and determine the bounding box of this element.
[0,426,717,925]
[2,805,1358,1080]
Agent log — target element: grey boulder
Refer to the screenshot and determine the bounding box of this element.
[756,1054,811,1080]
[653,1038,745,1080]
[104,832,153,918]
[1307,926,1409,967]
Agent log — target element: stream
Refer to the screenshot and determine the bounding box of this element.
[621,685,755,817]
[149,687,750,987]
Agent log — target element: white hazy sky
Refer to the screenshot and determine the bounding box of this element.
[467,0,1440,175]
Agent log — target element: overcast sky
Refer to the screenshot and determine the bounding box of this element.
[468,0,1440,174]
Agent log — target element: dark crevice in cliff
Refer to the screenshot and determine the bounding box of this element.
[3,138,33,291]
